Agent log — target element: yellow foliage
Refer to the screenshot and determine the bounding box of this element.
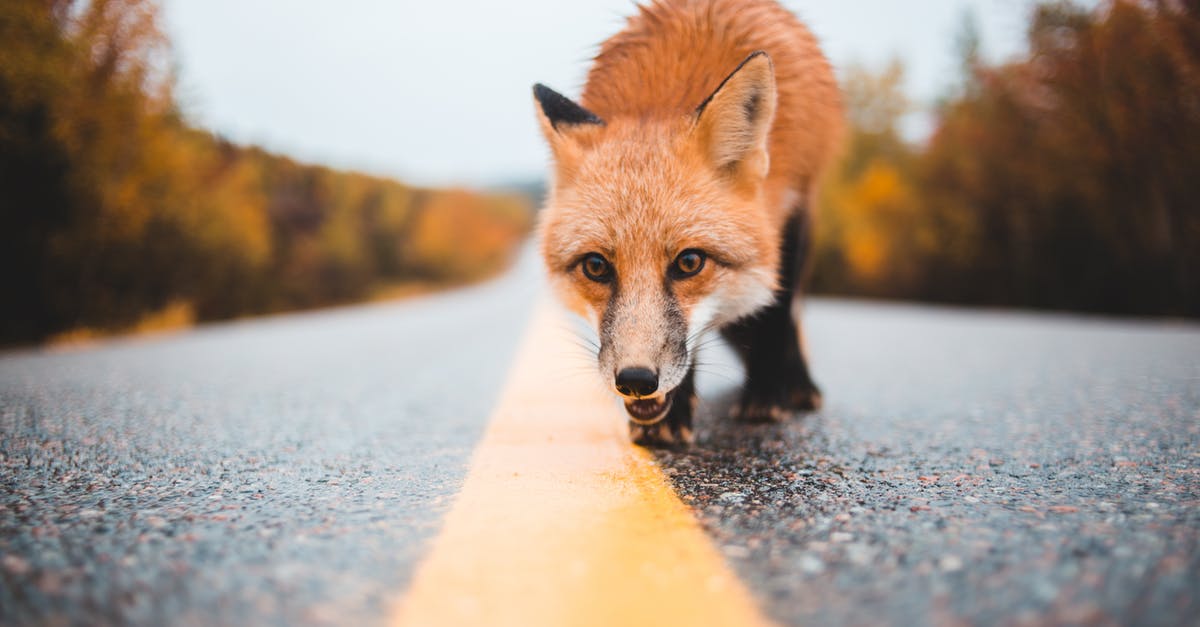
[820,156,921,288]
[409,190,531,281]
[847,162,912,283]
[850,162,910,211]
[131,299,195,335]
[48,299,195,349]
[1,0,534,342]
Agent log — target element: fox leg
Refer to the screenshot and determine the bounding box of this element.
[629,366,695,446]
[721,209,822,422]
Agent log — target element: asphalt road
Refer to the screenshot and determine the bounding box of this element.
[0,251,539,625]
[3,248,1199,626]
[667,301,1200,626]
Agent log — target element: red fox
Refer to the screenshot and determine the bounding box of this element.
[534,0,843,445]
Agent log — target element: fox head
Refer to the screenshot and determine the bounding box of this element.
[534,52,780,423]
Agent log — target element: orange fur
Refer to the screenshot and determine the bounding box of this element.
[534,0,842,408]
[582,0,843,225]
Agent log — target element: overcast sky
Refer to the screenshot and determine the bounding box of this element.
[161,0,1100,187]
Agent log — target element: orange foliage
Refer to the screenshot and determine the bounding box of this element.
[1,0,533,343]
[813,2,1199,315]
[917,0,1200,313]
[813,62,928,297]
[409,190,532,281]
[841,162,914,283]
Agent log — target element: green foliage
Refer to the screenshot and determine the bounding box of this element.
[0,0,532,344]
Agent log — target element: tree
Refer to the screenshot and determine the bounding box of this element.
[918,0,1200,314]
[1,0,533,343]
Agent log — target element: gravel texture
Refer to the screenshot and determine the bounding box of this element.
[0,252,538,626]
[3,252,1197,626]
[661,300,1200,627]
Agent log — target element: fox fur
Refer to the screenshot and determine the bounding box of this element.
[534,0,843,445]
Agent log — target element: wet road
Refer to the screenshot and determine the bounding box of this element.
[667,301,1200,626]
[0,252,539,625]
[3,250,1199,625]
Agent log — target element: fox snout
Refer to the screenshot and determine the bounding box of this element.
[596,282,692,403]
[614,367,658,397]
[600,313,690,427]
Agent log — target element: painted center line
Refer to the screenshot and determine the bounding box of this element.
[393,299,771,627]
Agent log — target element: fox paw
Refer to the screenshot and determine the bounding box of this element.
[733,383,822,422]
[630,420,694,447]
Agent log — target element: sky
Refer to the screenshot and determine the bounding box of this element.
[161,0,1101,188]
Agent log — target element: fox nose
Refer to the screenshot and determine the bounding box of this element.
[615,367,658,398]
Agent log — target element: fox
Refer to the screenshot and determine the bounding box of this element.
[533,0,843,446]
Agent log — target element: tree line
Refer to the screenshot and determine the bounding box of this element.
[812,0,1199,317]
[3,1,1195,346]
[1,0,532,344]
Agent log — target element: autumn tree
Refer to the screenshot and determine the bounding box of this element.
[813,61,937,298]
[1,0,532,344]
[920,0,1200,314]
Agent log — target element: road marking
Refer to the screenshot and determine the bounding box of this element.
[393,300,771,627]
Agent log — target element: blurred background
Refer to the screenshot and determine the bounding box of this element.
[2,0,1197,346]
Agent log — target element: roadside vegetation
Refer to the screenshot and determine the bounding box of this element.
[1,0,532,345]
[3,1,1195,345]
[813,1,1199,317]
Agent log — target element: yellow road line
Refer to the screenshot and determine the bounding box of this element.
[393,300,772,627]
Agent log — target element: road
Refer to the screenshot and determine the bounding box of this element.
[669,302,1200,626]
[2,247,1198,626]
[0,251,539,625]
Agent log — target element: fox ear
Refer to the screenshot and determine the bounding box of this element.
[693,51,776,179]
[533,83,604,135]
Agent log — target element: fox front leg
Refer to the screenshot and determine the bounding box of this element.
[721,211,823,421]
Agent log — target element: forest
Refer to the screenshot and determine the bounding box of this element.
[2,0,1197,346]
[0,0,532,344]
[812,0,1199,316]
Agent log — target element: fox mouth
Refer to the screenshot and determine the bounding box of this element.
[624,390,675,425]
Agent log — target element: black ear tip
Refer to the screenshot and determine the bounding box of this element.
[533,83,604,130]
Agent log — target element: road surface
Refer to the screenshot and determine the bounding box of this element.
[0,251,539,625]
[1,247,1197,625]
[670,301,1200,626]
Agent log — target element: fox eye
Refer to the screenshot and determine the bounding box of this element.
[671,249,706,278]
[580,253,613,282]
